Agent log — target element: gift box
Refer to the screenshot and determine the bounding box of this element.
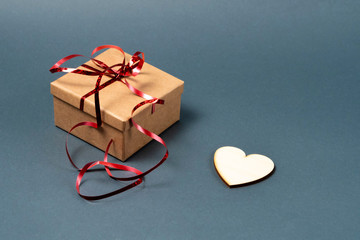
[50,48,184,161]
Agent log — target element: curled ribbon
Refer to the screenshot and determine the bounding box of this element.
[50,45,168,200]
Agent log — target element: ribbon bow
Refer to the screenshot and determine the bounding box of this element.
[50,45,168,200]
[50,45,162,126]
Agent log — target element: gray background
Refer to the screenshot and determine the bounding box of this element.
[1,0,359,239]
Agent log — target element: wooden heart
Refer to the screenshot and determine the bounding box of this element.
[214,146,275,187]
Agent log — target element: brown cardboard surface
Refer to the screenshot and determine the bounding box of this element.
[50,48,184,132]
[51,48,184,161]
[54,93,182,160]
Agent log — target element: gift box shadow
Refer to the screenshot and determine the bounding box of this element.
[127,103,201,164]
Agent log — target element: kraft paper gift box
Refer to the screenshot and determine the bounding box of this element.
[50,48,184,161]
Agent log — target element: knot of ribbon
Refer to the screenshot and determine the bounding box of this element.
[50,45,162,126]
[50,45,168,200]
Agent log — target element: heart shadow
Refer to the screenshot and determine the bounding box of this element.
[225,166,276,188]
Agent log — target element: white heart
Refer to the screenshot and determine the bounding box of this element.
[214,146,275,187]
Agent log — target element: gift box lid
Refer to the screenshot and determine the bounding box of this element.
[50,48,184,132]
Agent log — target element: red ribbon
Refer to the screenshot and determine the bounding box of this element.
[50,45,168,200]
